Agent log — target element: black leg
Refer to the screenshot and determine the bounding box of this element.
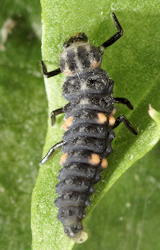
[114,97,134,110]
[41,60,61,78]
[39,141,65,165]
[98,12,123,53]
[113,115,137,135]
[50,108,64,126]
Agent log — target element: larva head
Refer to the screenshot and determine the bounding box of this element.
[63,32,88,48]
[59,32,102,76]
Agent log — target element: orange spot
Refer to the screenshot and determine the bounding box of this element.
[91,60,101,69]
[61,116,73,130]
[109,116,116,126]
[89,153,100,165]
[101,158,108,169]
[63,67,72,76]
[60,153,68,165]
[97,113,107,124]
[61,124,68,130]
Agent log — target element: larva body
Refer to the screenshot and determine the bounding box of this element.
[40,13,137,243]
[56,72,115,242]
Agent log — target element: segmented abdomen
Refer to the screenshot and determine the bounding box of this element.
[55,69,115,242]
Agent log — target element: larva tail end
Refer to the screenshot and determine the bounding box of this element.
[71,230,88,243]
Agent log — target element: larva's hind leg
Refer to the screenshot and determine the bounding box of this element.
[39,141,65,165]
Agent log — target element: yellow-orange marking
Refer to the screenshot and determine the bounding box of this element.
[97,113,107,124]
[63,67,72,76]
[109,116,116,126]
[61,116,73,130]
[89,153,100,165]
[61,124,67,131]
[60,153,68,165]
[101,158,108,169]
[91,60,101,69]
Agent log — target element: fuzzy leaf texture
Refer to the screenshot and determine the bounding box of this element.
[31,1,160,250]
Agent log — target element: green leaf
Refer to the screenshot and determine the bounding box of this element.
[31,0,160,249]
[0,0,45,249]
